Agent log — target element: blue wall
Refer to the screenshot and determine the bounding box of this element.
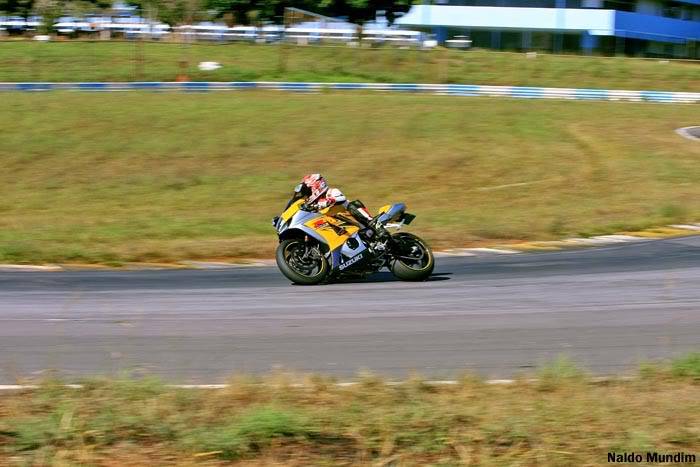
[397,5,700,45]
[615,11,700,43]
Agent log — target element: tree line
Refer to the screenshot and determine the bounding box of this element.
[1,0,414,28]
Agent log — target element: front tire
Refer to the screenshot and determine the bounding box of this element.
[390,233,435,282]
[276,239,329,285]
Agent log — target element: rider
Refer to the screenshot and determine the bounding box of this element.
[300,173,384,239]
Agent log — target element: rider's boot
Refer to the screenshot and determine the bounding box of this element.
[368,216,390,240]
[348,200,388,242]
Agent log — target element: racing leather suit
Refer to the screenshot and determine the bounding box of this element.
[308,188,375,230]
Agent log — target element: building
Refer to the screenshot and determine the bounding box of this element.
[395,0,700,57]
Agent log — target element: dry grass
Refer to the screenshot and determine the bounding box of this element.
[0,41,699,90]
[1,92,700,263]
[1,356,699,466]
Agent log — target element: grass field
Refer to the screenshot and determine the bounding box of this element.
[1,355,699,466]
[1,92,700,264]
[1,41,699,90]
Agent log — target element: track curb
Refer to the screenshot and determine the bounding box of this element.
[1,81,699,104]
[435,224,700,257]
[1,223,698,271]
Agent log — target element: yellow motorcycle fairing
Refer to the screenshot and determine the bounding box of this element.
[303,207,360,252]
[281,199,305,224]
[280,200,360,252]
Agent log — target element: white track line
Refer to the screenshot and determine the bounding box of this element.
[670,224,700,231]
[458,248,521,255]
[591,235,648,242]
[563,236,647,245]
[0,264,62,271]
[434,250,476,257]
[0,377,637,391]
[564,238,618,245]
[0,382,468,391]
[179,261,270,269]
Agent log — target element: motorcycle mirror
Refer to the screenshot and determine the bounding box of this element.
[294,183,304,193]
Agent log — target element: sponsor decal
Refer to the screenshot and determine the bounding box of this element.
[313,220,329,229]
[339,253,363,271]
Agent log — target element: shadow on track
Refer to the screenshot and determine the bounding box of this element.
[340,272,452,284]
[289,272,452,285]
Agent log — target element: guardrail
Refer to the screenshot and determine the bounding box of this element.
[1,82,698,103]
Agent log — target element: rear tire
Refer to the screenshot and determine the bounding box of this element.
[276,239,329,285]
[390,233,434,282]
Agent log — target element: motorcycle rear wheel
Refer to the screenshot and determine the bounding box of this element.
[276,239,329,285]
[390,233,435,282]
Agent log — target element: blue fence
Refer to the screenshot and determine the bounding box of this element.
[0,82,698,103]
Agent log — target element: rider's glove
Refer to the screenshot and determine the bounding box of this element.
[317,199,330,209]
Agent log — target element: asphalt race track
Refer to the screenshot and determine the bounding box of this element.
[1,236,700,384]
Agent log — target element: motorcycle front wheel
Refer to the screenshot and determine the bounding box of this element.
[390,232,435,282]
[276,238,329,285]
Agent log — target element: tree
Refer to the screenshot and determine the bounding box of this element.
[202,0,413,26]
[30,0,111,32]
[33,0,63,32]
[0,0,35,17]
[203,0,279,25]
[347,0,414,24]
[128,0,207,25]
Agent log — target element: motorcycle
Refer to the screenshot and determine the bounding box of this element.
[272,184,434,285]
